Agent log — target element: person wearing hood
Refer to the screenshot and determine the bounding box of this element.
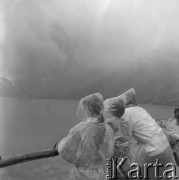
[58,93,114,180]
[103,88,177,180]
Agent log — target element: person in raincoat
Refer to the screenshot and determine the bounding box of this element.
[173,105,179,165]
[174,105,179,125]
[104,88,177,180]
[58,93,114,180]
[103,89,139,179]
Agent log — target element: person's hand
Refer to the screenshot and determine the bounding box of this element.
[124,88,137,107]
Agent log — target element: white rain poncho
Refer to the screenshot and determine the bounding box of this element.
[104,89,177,180]
[103,89,138,171]
[58,93,114,180]
[103,88,169,163]
[103,88,137,119]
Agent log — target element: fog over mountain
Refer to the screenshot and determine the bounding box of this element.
[0,0,179,104]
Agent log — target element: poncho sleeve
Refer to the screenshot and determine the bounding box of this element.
[119,88,137,107]
[57,123,83,164]
[103,88,137,118]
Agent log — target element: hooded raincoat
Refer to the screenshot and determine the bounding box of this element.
[58,93,114,180]
[104,89,177,180]
[103,89,139,176]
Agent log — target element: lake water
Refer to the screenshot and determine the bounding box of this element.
[0,97,177,180]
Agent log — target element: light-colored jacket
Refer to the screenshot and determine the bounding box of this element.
[123,106,169,156]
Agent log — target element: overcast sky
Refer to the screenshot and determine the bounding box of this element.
[0,0,179,80]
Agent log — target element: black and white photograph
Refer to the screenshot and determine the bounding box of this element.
[0,0,179,179]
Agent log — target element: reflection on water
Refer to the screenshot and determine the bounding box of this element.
[0,97,175,180]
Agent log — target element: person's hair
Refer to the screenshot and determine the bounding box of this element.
[109,100,125,118]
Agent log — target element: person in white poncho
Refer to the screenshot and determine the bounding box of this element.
[58,93,114,180]
[103,89,177,180]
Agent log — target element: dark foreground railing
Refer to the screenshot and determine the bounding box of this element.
[0,145,59,168]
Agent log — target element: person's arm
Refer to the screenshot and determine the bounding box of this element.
[103,88,137,115]
[119,88,137,107]
[58,125,81,164]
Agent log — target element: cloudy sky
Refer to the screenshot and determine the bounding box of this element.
[0,0,179,97]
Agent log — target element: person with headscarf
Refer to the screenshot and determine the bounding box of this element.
[57,93,114,180]
[104,88,177,180]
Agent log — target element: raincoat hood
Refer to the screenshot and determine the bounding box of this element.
[76,93,104,121]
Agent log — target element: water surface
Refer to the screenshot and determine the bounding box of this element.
[0,97,176,180]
